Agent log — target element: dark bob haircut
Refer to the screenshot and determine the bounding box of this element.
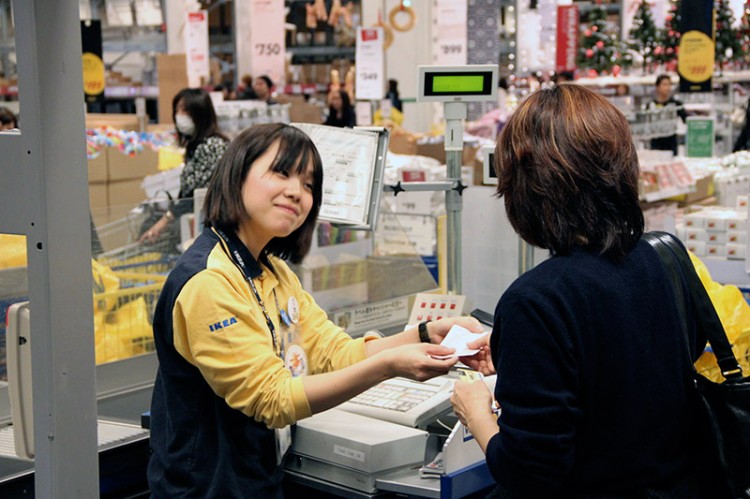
[172,88,224,158]
[203,123,324,264]
[494,84,644,260]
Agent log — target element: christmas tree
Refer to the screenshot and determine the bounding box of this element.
[740,0,750,68]
[654,0,681,69]
[715,0,742,71]
[578,4,624,75]
[628,1,659,72]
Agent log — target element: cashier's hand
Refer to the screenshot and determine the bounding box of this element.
[458,335,496,376]
[382,344,459,382]
[426,316,484,344]
[451,378,494,429]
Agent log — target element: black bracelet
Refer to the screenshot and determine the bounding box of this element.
[418,320,431,344]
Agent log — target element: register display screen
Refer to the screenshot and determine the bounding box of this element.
[424,71,494,97]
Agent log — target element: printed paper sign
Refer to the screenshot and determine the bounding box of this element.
[355,27,384,100]
[185,11,209,88]
[249,0,286,87]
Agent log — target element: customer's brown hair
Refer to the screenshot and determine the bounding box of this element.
[494,84,643,259]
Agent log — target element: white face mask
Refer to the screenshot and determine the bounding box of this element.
[175,114,196,136]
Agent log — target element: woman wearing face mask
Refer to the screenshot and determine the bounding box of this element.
[139,88,229,246]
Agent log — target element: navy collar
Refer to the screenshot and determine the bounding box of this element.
[210,225,274,279]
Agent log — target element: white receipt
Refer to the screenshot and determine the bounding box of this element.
[438,325,489,357]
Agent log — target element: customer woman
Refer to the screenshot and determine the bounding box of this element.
[147,123,483,497]
[323,88,356,128]
[450,85,707,497]
[139,88,228,245]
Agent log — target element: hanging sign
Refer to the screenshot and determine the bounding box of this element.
[249,0,286,88]
[81,20,105,105]
[678,0,713,92]
[185,11,209,88]
[555,5,579,73]
[355,27,384,100]
[433,0,467,65]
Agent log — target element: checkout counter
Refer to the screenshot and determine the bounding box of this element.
[0,62,505,492]
[0,197,497,497]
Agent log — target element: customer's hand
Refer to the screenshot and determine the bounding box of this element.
[451,378,494,428]
[459,335,496,376]
[138,216,168,244]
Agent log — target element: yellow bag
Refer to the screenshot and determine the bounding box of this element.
[94,296,154,364]
[0,234,27,269]
[691,252,750,380]
[690,252,750,345]
[92,258,121,314]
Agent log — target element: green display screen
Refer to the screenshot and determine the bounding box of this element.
[432,75,485,93]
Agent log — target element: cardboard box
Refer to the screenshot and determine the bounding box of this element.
[89,183,108,209]
[706,232,728,244]
[108,179,146,209]
[727,231,748,244]
[156,54,188,125]
[685,240,706,256]
[86,113,140,131]
[683,174,714,204]
[683,214,706,229]
[727,243,747,260]
[288,102,323,124]
[107,146,159,182]
[88,153,108,183]
[416,141,446,163]
[685,228,707,242]
[389,134,417,156]
[706,244,727,257]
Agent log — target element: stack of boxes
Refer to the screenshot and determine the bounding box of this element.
[88,146,160,225]
[677,195,748,260]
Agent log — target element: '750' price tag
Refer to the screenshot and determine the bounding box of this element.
[255,43,282,56]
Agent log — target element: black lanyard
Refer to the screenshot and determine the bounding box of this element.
[213,227,284,359]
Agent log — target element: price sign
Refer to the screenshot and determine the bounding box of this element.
[249,0,286,87]
[185,11,209,88]
[432,0,467,65]
[686,117,715,158]
[355,27,384,100]
[678,31,714,83]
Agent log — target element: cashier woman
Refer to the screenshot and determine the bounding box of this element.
[147,123,484,498]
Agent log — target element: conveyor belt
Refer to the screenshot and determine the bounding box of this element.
[0,419,147,458]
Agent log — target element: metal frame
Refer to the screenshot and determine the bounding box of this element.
[0,0,98,496]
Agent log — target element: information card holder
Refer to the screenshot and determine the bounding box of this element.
[292,123,389,231]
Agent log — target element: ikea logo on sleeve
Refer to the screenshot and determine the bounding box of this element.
[209,316,238,332]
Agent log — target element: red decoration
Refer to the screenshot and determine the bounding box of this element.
[586,49,594,57]
[585,29,592,37]
[596,41,604,48]
[587,68,598,77]
[592,25,598,32]
[612,65,621,76]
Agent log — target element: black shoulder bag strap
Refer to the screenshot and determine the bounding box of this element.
[643,231,743,381]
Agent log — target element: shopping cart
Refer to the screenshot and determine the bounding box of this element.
[91,208,180,364]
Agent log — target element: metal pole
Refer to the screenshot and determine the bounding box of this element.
[8,0,99,496]
[443,101,467,294]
